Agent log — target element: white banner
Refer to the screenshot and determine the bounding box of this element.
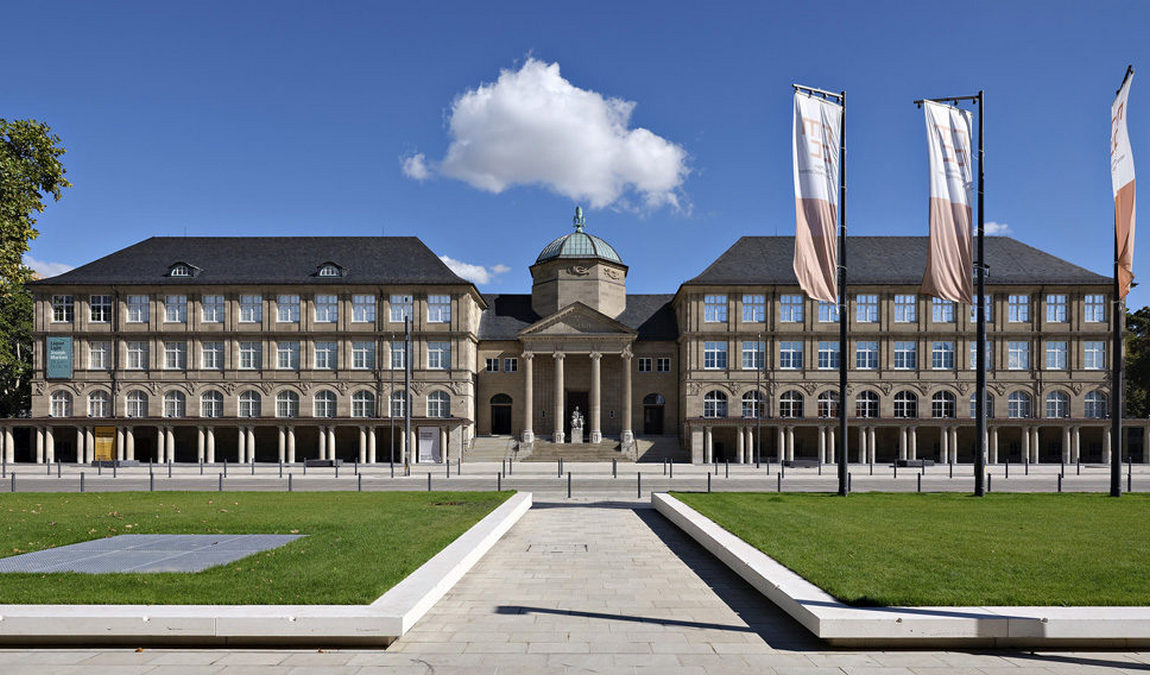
[921,100,974,304]
[1112,71,1136,299]
[792,92,842,303]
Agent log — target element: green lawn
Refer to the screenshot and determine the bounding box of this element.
[673,492,1150,607]
[0,491,510,605]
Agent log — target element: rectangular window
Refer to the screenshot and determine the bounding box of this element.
[893,294,917,323]
[277,341,300,370]
[277,294,300,323]
[88,341,109,370]
[1046,294,1068,323]
[485,358,499,372]
[1008,341,1030,370]
[239,341,262,370]
[703,341,728,370]
[201,295,224,323]
[353,294,377,323]
[164,341,186,370]
[894,341,917,370]
[969,295,993,322]
[817,300,839,323]
[428,341,451,370]
[969,340,994,370]
[163,295,186,323]
[638,357,652,372]
[201,342,223,370]
[855,341,878,370]
[931,298,955,323]
[931,341,955,370]
[780,294,804,323]
[1008,295,1030,323]
[657,357,671,372]
[1084,294,1106,322]
[352,341,375,369]
[314,341,338,370]
[855,294,878,323]
[742,294,765,322]
[817,341,840,370]
[239,294,262,323]
[779,341,803,370]
[504,357,518,373]
[390,342,406,369]
[427,295,450,323]
[126,341,149,370]
[314,294,338,323]
[703,294,727,323]
[389,294,413,322]
[1045,341,1067,370]
[126,295,149,323]
[1084,341,1105,370]
[89,295,112,323]
[741,341,765,370]
[51,295,74,323]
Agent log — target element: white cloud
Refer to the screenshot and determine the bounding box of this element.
[409,58,689,210]
[983,221,1012,235]
[401,152,431,181]
[23,255,72,278]
[439,255,510,285]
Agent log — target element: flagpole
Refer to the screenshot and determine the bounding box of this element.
[1112,65,1134,498]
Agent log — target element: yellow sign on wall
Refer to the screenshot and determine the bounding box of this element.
[94,426,116,461]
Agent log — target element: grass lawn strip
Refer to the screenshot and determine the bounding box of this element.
[673,492,1150,607]
[0,491,510,605]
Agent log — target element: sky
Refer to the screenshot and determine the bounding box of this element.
[5,1,1150,307]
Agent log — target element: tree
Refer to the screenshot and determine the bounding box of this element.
[1126,305,1150,419]
[0,119,71,416]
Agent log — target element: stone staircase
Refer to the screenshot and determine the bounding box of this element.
[634,435,688,463]
[466,435,518,462]
[523,440,622,462]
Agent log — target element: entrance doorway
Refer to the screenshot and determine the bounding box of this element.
[643,393,665,434]
[565,390,589,441]
[490,394,513,435]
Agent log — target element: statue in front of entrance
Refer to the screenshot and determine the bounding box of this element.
[571,406,585,443]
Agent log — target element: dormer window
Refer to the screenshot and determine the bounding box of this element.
[316,262,344,278]
[167,262,199,278]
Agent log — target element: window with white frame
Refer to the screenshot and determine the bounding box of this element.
[1045,392,1070,418]
[1084,341,1105,370]
[352,391,375,417]
[894,391,918,418]
[51,295,74,323]
[703,390,728,418]
[1008,341,1030,370]
[390,390,408,417]
[1046,294,1068,322]
[201,391,223,418]
[1007,391,1032,418]
[779,390,804,418]
[126,341,149,370]
[276,391,299,418]
[931,341,954,369]
[969,392,995,418]
[657,357,671,372]
[88,341,109,370]
[855,294,878,323]
[317,263,341,277]
[817,300,838,323]
[163,391,186,417]
[238,391,261,418]
[315,294,338,323]
[1045,341,1067,370]
[389,294,413,322]
[504,357,517,372]
[1085,391,1108,418]
[126,391,148,418]
[239,294,262,323]
[704,341,728,370]
[893,294,917,323]
[894,341,917,370]
[969,340,994,370]
[88,391,110,417]
[352,341,375,369]
[638,357,652,372]
[485,358,499,372]
[742,341,765,370]
[1085,294,1106,322]
[1008,294,1030,322]
[164,341,186,370]
[89,295,112,323]
[703,294,727,323]
[169,263,193,277]
[390,342,406,369]
[277,294,300,323]
[164,295,187,323]
[931,298,955,323]
[780,294,804,322]
[201,295,224,323]
[969,295,993,322]
[817,391,839,418]
[428,390,451,417]
[427,295,450,323]
[742,391,765,418]
[817,341,839,370]
[239,341,262,370]
[50,391,73,417]
[428,341,451,370]
[779,341,803,370]
[856,391,879,418]
[353,294,377,323]
[314,390,337,418]
[742,294,765,322]
[855,341,878,370]
[314,341,338,370]
[277,341,300,370]
[126,295,149,323]
[201,341,223,370]
[931,391,956,418]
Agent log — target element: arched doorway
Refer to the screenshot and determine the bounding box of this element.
[643,393,665,434]
[490,394,513,435]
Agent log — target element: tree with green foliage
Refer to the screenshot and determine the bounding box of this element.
[1126,305,1150,419]
[0,119,71,416]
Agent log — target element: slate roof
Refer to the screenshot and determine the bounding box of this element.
[683,236,1110,286]
[29,237,473,287]
[479,294,677,341]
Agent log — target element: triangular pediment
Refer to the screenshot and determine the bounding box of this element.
[517,302,637,338]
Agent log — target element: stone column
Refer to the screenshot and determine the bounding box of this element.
[589,352,602,444]
[441,427,449,464]
[777,426,785,463]
[899,426,908,461]
[126,426,135,460]
[75,427,84,464]
[399,427,407,464]
[816,426,825,465]
[156,427,165,464]
[197,426,206,463]
[1021,426,1030,464]
[358,427,367,464]
[116,427,125,461]
[4,426,13,463]
[287,427,296,463]
[318,426,327,460]
[522,353,534,443]
[1071,426,1080,463]
[939,426,948,464]
[704,426,712,464]
[869,427,878,464]
[247,427,256,463]
[327,427,336,461]
[1030,427,1040,464]
[621,349,633,446]
[746,427,755,464]
[786,426,795,462]
[1062,426,1072,464]
[238,427,247,463]
[206,427,216,463]
[165,427,174,463]
[368,427,377,464]
[990,427,999,464]
[45,427,54,464]
[278,427,286,463]
[738,425,746,464]
[553,352,565,444]
[947,427,957,465]
[828,426,836,464]
[909,426,918,460]
[858,426,867,463]
[85,427,95,463]
[1103,426,1112,463]
[35,427,44,464]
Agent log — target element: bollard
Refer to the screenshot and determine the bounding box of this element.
[427,472,432,492]
[1129,470,1134,494]
[707,472,712,493]
[949,463,953,479]
[508,457,512,475]
[869,462,873,476]
[725,461,729,479]
[200,459,203,476]
[818,462,822,476]
[612,458,617,478]
[355,459,359,476]
[777,472,781,493]
[781,462,785,478]
[279,461,283,478]
[502,459,507,476]
[218,473,223,492]
[497,472,502,492]
[57,461,61,479]
[149,459,153,476]
[1077,459,1081,475]
[391,463,395,478]
[457,457,461,475]
[303,462,307,475]
[98,462,101,476]
[10,473,14,493]
[567,471,571,499]
[80,472,85,493]
[358,473,362,492]
[149,473,154,492]
[46,461,50,476]
[251,460,255,476]
[988,472,992,492]
[663,459,667,476]
[335,463,339,479]
[1058,473,1063,493]
[894,464,898,479]
[446,458,450,478]
[168,461,172,479]
[1025,459,1029,476]
[848,472,852,493]
[669,461,674,479]
[637,472,641,498]
[1005,461,1009,479]
[224,459,228,478]
[289,473,293,492]
[113,463,117,478]
[558,458,562,478]
[917,473,921,492]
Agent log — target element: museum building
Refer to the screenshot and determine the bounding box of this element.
[7,208,1146,466]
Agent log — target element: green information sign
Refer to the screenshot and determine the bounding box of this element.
[46,337,73,379]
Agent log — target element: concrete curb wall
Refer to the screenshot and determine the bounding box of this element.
[0,492,532,646]
[653,492,1150,648]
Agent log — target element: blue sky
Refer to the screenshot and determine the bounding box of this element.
[5,1,1150,306]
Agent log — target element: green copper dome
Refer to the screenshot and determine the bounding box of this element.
[535,207,623,265]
